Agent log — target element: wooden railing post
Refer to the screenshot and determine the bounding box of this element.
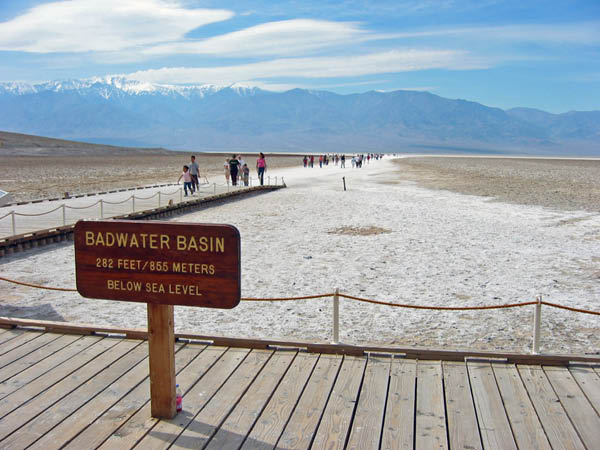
[532,295,542,354]
[332,288,340,344]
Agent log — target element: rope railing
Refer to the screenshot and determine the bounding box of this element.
[0,275,597,315]
[64,200,102,210]
[13,204,65,216]
[337,293,537,310]
[101,196,135,205]
[0,274,597,353]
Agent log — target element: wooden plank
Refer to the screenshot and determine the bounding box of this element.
[544,365,600,448]
[0,332,62,370]
[147,303,176,419]
[0,334,81,383]
[467,361,516,450]
[28,342,185,450]
[0,330,44,356]
[0,328,26,346]
[0,335,104,401]
[0,339,140,441]
[380,358,416,450]
[169,349,273,449]
[204,351,296,450]
[415,361,448,449]
[570,365,600,416]
[518,365,585,449]
[0,340,148,450]
[310,356,367,449]
[493,364,551,449]
[443,361,482,450]
[276,354,343,449]
[240,352,320,450]
[101,347,249,450]
[345,356,390,450]
[69,344,223,450]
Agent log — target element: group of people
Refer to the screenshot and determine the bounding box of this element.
[302,153,383,169]
[178,153,268,196]
[225,153,267,186]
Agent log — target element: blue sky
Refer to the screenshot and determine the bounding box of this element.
[0,0,599,113]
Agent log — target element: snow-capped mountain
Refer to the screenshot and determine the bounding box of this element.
[0,77,598,154]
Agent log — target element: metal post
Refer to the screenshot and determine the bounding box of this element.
[132,196,136,212]
[158,192,162,207]
[11,211,16,236]
[332,288,340,344]
[179,188,183,202]
[532,295,542,354]
[62,204,66,226]
[275,176,278,185]
[100,199,104,219]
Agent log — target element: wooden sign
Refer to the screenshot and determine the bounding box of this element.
[74,220,241,308]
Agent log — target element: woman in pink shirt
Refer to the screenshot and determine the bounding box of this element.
[256,152,267,185]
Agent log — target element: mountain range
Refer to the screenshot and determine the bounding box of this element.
[1,76,598,155]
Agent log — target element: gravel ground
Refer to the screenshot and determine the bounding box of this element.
[0,153,301,202]
[393,156,600,212]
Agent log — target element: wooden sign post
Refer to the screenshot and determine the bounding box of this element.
[74,220,241,419]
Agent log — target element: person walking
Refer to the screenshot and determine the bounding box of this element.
[224,158,230,185]
[256,152,267,185]
[189,155,199,193]
[177,165,193,196]
[242,164,250,186]
[229,154,240,186]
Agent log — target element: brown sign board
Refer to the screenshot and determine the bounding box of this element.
[74,220,240,308]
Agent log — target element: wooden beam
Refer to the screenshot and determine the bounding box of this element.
[1,317,600,366]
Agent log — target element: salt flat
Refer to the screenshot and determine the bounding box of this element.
[1,156,599,354]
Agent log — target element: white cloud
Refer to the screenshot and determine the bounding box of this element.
[143,19,367,56]
[386,22,600,46]
[125,49,486,86]
[0,0,233,53]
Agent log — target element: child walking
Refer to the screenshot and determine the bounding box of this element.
[242,163,250,186]
[177,165,193,196]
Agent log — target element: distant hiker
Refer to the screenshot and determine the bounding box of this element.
[303,156,308,168]
[341,154,345,168]
[310,155,314,168]
[256,152,267,185]
[224,159,230,184]
[177,165,193,196]
[229,155,240,186]
[351,156,356,168]
[319,155,323,168]
[189,155,199,193]
[242,164,250,186]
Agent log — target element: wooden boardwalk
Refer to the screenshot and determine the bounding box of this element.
[0,327,599,449]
